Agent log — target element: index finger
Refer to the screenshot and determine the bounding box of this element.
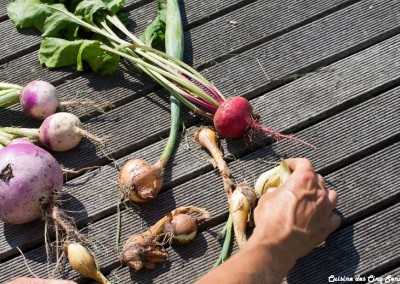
[285,158,315,173]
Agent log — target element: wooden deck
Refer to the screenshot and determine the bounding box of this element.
[0,0,399,283]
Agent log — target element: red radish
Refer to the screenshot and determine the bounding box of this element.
[213,96,253,139]
[0,80,110,120]
[212,97,314,147]
[0,112,104,152]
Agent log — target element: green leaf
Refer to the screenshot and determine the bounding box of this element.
[7,0,55,30]
[140,0,167,47]
[39,37,104,71]
[75,0,109,25]
[87,52,120,75]
[42,4,80,38]
[74,0,124,24]
[7,0,78,38]
[103,0,124,13]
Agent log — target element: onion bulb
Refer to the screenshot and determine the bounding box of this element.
[254,159,292,196]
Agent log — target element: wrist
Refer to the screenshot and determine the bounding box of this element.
[246,230,297,272]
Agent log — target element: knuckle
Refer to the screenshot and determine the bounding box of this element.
[298,170,316,185]
[299,158,314,169]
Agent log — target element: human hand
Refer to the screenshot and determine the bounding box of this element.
[6,277,77,284]
[249,158,341,262]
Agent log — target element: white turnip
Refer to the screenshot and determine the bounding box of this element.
[0,112,104,152]
[0,140,107,280]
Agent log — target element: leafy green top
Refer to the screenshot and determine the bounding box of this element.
[7,0,165,75]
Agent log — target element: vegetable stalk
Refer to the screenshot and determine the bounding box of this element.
[194,127,256,262]
[0,112,104,152]
[118,0,184,202]
[0,80,109,119]
[8,0,313,146]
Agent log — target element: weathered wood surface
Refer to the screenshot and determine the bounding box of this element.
[1,0,399,283]
[1,66,399,282]
[3,14,400,261]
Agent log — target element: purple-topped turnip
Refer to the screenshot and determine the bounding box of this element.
[0,140,110,282]
[0,139,63,223]
[0,80,110,120]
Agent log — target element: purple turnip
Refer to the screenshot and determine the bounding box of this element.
[0,80,110,120]
[0,139,63,223]
[0,140,105,280]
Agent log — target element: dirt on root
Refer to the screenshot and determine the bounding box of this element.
[0,164,13,183]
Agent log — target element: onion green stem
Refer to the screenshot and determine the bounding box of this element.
[159,0,184,168]
[213,214,233,269]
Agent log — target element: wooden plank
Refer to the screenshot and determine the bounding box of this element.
[373,267,400,282]
[0,84,399,281]
[8,0,399,169]
[2,28,400,261]
[201,0,400,101]
[0,0,349,115]
[0,1,7,22]
[114,204,400,283]
[0,0,249,64]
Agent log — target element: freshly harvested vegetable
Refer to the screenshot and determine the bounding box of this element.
[0,140,104,280]
[194,127,257,266]
[0,139,63,223]
[0,112,104,152]
[0,80,108,120]
[164,213,205,245]
[66,242,110,284]
[119,0,183,202]
[6,0,312,147]
[120,206,210,270]
[254,159,292,196]
[229,184,257,248]
[194,127,235,195]
[119,159,163,202]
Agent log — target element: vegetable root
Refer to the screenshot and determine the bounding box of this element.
[229,184,257,248]
[66,242,110,284]
[194,126,234,195]
[120,206,210,270]
[194,127,256,249]
[119,159,163,202]
[0,80,111,120]
[0,112,105,152]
